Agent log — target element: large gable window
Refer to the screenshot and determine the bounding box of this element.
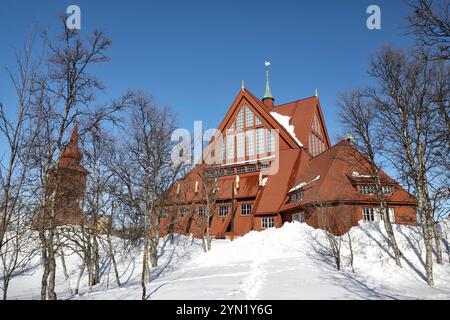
[245,105,254,127]
[246,129,255,157]
[256,128,265,155]
[308,113,326,157]
[223,104,276,164]
[236,109,244,129]
[236,131,245,159]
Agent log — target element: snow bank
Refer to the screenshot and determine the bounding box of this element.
[3,221,450,300]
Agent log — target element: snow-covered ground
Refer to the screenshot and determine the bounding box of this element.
[4,221,450,300]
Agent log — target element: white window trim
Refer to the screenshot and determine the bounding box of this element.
[292,212,305,223]
[261,217,275,229]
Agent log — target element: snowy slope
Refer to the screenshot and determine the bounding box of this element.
[4,221,450,300]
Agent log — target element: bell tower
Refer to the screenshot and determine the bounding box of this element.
[33,125,89,229]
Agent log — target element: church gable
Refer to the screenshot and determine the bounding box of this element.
[203,89,302,167]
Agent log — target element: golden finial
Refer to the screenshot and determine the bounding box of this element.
[241,80,245,91]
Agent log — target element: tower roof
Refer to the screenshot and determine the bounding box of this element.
[60,124,83,166]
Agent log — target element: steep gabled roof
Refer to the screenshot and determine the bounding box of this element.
[214,88,303,150]
[275,96,331,150]
[278,140,417,212]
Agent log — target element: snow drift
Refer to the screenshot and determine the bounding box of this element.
[3,221,450,300]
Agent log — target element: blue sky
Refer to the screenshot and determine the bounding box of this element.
[0,0,415,144]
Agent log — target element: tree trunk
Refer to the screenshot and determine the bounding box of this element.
[2,278,9,300]
[381,207,402,267]
[74,263,85,295]
[93,234,101,284]
[347,231,355,273]
[47,228,57,300]
[107,234,121,287]
[422,213,435,286]
[39,231,49,300]
[141,233,149,300]
[60,247,73,294]
[432,221,443,265]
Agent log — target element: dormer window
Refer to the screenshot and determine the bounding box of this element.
[359,184,376,195]
[289,191,304,203]
[359,184,394,196]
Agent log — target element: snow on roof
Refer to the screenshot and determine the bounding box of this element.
[270,111,303,147]
[351,172,374,178]
[289,175,320,193]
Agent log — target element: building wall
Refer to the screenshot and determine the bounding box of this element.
[281,203,417,235]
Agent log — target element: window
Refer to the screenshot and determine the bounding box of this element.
[236,166,245,174]
[241,203,252,215]
[382,185,393,196]
[261,217,275,229]
[256,128,265,155]
[226,133,234,160]
[245,105,254,127]
[289,192,304,203]
[236,131,245,159]
[292,212,305,223]
[308,133,325,157]
[359,184,376,195]
[198,207,205,217]
[226,168,235,175]
[246,129,255,156]
[363,207,395,223]
[258,163,269,171]
[255,115,262,125]
[312,114,321,134]
[179,208,187,218]
[266,130,275,153]
[219,205,229,217]
[246,164,256,173]
[236,109,244,129]
[362,208,375,221]
[220,138,226,163]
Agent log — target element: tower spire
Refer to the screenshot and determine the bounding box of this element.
[262,60,274,107]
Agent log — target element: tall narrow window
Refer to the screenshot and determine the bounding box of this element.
[236,131,245,159]
[245,105,254,127]
[266,130,275,153]
[226,133,234,160]
[256,128,265,155]
[236,109,244,129]
[246,129,255,157]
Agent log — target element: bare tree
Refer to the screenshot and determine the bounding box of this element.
[107,92,179,300]
[338,90,403,267]
[406,0,450,61]
[369,45,448,285]
[27,19,112,299]
[197,167,219,252]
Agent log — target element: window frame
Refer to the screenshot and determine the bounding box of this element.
[241,203,252,216]
[261,216,275,229]
[218,205,229,217]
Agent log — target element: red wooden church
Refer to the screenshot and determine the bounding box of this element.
[162,64,417,238]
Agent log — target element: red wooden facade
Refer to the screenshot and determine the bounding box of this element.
[163,87,417,238]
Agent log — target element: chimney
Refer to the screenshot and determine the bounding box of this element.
[262,60,275,108]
